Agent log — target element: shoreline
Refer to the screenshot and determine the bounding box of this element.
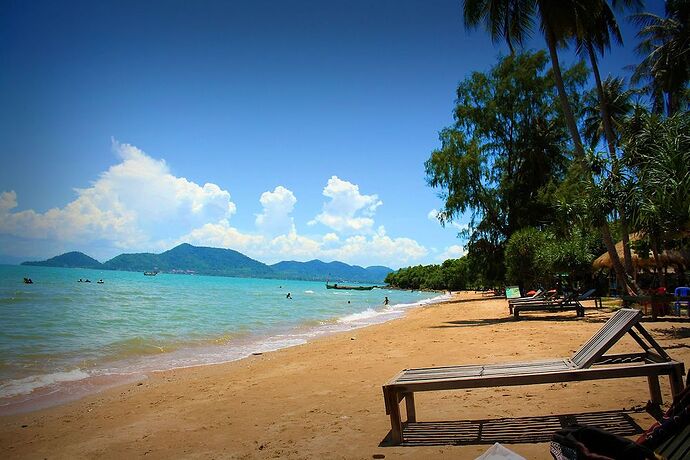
[3,292,689,459]
[0,292,450,416]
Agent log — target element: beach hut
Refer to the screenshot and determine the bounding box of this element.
[593,237,689,293]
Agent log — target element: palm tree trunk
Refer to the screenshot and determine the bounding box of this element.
[586,44,636,277]
[544,25,586,159]
[544,25,634,295]
[600,222,638,295]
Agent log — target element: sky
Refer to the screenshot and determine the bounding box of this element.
[0,0,664,268]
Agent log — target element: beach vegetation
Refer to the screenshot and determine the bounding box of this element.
[386,1,690,293]
[425,50,586,286]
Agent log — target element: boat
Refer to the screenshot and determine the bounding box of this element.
[326,282,376,291]
[143,271,158,276]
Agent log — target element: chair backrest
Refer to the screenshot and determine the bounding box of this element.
[578,288,596,300]
[675,287,690,297]
[570,309,643,369]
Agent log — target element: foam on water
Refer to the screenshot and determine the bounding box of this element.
[0,369,90,399]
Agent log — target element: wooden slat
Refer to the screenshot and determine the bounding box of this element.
[570,309,642,368]
[385,361,681,393]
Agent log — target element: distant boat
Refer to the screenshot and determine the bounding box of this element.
[143,271,158,276]
[326,282,376,291]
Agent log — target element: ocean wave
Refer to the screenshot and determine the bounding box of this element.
[338,308,382,323]
[0,369,90,399]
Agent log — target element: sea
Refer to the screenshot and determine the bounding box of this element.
[0,264,445,414]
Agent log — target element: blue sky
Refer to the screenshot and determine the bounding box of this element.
[0,0,662,268]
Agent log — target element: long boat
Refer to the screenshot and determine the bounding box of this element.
[326,282,376,291]
[143,271,158,276]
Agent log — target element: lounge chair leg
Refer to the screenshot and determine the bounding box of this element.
[387,391,403,445]
[670,367,685,397]
[647,375,663,405]
[405,393,416,423]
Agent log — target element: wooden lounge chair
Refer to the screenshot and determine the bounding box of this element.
[382,309,686,445]
[576,288,602,309]
[507,289,545,305]
[510,292,585,318]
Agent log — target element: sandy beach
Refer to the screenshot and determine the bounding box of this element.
[2,292,689,459]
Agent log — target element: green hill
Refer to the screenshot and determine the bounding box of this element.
[21,251,102,268]
[22,244,392,282]
[103,243,274,277]
[270,260,391,283]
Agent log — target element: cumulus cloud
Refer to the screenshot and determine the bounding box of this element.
[0,142,236,251]
[1,143,435,267]
[437,244,466,261]
[255,186,297,236]
[427,209,439,221]
[311,176,382,233]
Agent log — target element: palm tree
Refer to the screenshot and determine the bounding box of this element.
[583,77,635,148]
[632,0,690,116]
[462,0,639,293]
[463,0,586,158]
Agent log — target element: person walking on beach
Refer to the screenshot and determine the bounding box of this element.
[384,296,389,306]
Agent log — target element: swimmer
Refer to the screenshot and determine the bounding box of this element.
[286,292,292,299]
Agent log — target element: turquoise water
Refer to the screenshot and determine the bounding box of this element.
[0,265,442,410]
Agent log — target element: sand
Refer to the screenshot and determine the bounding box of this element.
[2,292,690,459]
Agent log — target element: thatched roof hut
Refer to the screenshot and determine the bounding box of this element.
[593,241,689,271]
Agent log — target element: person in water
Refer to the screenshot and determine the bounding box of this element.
[286,292,292,299]
[384,296,389,306]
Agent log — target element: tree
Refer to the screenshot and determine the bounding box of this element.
[582,76,636,149]
[425,51,585,286]
[623,110,690,285]
[632,0,690,116]
[462,0,640,294]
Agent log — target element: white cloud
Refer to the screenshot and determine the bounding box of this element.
[255,186,297,236]
[451,222,469,232]
[427,208,439,221]
[0,141,236,251]
[437,244,466,261]
[312,176,382,233]
[1,143,435,268]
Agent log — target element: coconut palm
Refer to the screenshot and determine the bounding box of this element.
[632,0,690,115]
[583,77,636,148]
[462,0,586,159]
[462,0,640,293]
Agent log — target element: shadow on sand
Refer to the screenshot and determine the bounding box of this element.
[379,408,645,447]
[432,315,596,328]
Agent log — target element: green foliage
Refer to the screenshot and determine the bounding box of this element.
[632,0,690,115]
[385,257,474,291]
[425,51,587,286]
[505,227,602,288]
[505,227,553,287]
[623,110,690,239]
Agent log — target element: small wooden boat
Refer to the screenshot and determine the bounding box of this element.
[326,282,376,291]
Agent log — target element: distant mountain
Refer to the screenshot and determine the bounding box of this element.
[22,251,103,269]
[270,260,391,283]
[103,243,274,278]
[21,244,392,283]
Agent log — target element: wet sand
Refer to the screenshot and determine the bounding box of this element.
[2,291,689,459]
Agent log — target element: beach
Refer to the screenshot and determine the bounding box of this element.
[2,291,689,459]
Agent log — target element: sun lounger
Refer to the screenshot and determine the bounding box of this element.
[510,292,584,318]
[382,309,686,445]
[507,289,544,305]
[576,288,602,309]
